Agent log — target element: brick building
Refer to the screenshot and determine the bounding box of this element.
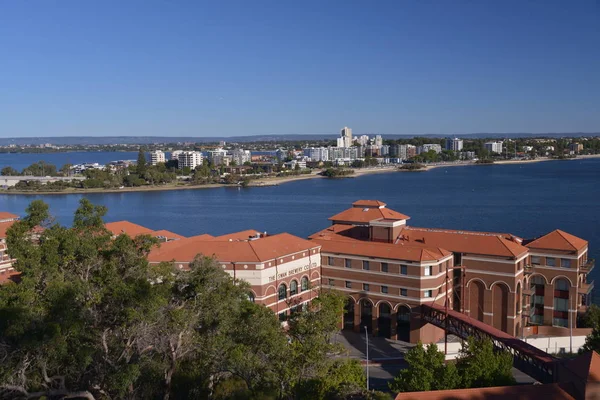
[310,200,593,343]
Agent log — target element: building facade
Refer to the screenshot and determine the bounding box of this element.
[148,230,322,320]
[445,137,464,151]
[149,150,166,165]
[485,141,503,154]
[309,200,594,344]
[177,151,203,170]
[337,127,353,148]
[0,212,20,284]
[418,144,442,154]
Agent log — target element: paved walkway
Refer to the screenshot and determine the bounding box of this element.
[333,330,413,361]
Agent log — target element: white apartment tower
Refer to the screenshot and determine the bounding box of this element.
[374,135,383,147]
[484,141,503,154]
[150,150,166,165]
[445,137,464,151]
[337,126,353,148]
[177,151,203,170]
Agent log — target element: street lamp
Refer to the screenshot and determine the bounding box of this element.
[365,325,369,391]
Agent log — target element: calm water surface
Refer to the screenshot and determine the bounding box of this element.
[1,156,599,297]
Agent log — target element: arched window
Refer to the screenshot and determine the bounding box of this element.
[278,283,287,300]
[301,276,309,291]
[555,278,569,291]
[290,280,298,296]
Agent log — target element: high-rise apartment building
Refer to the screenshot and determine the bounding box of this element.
[149,150,166,165]
[170,150,183,161]
[485,141,503,154]
[445,138,464,151]
[177,151,203,170]
[337,127,353,148]
[374,135,383,147]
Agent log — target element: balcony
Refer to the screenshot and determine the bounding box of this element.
[523,264,533,275]
[580,259,595,274]
[579,281,594,295]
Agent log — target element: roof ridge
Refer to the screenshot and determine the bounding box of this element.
[496,236,518,257]
[247,240,262,262]
[555,230,578,251]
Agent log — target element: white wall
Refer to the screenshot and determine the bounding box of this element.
[435,335,587,360]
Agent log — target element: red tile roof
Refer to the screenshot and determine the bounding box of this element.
[148,232,319,264]
[402,227,528,258]
[394,383,575,400]
[526,229,588,252]
[352,200,387,208]
[0,212,19,221]
[213,229,262,241]
[0,221,16,239]
[312,236,451,262]
[329,207,410,224]
[105,221,155,237]
[152,230,186,240]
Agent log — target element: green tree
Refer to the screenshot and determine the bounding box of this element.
[1,166,19,176]
[137,148,147,176]
[389,342,459,393]
[455,337,515,388]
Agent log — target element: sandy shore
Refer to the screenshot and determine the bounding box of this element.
[2,155,599,196]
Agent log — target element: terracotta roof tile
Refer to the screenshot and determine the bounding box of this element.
[329,207,410,224]
[105,221,155,237]
[526,229,588,252]
[213,229,262,241]
[352,200,387,208]
[394,383,575,400]
[0,269,20,285]
[401,227,528,258]
[148,231,319,264]
[152,230,186,240]
[0,221,16,239]
[312,236,450,262]
[0,212,19,221]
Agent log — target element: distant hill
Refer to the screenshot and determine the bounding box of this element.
[0,132,598,146]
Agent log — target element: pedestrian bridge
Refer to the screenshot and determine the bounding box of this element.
[421,302,558,384]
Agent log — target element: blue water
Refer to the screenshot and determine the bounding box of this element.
[1,156,599,293]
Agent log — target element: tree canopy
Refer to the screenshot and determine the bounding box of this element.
[0,200,376,400]
[389,337,515,393]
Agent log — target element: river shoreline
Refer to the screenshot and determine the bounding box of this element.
[2,155,599,196]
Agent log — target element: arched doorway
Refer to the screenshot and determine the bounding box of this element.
[396,305,411,342]
[343,298,355,330]
[378,303,391,338]
[492,283,509,333]
[468,280,485,322]
[360,299,373,333]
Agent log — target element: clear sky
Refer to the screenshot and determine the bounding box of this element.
[0,0,599,138]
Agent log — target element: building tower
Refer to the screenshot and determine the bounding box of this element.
[337,127,353,148]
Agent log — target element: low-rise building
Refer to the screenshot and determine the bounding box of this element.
[309,200,594,344]
[418,144,442,154]
[148,230,321,319]
[0,212,20,284]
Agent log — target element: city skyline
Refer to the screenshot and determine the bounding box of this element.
[0,1,599,138]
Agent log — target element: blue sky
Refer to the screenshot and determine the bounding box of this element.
[0,0,599,137]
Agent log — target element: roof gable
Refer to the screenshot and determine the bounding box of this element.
[526,229,588,252]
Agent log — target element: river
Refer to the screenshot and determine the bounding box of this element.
[1,154,599,297]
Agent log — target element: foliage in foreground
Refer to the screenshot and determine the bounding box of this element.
[389,337,515,393]
[0,199,369,400]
